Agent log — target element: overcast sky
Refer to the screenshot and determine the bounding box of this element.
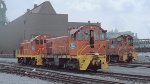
[4,0,150,39]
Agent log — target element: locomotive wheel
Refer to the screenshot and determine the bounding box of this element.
[42,58,47,67]
[109,55,119,63]
[18,58,24,65]
[106,55,110,63]
[31,58,36,66]
[87,61,99,72]
[65,60,79,70]
[126,53,133,63]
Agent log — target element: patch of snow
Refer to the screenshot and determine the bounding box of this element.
[137,52,150,63]
[0,72,56,84]
[107,66,150,76]
[0,58,17,63]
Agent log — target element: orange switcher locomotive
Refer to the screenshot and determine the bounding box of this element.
[16,25,108,71]
[106,34,137,63]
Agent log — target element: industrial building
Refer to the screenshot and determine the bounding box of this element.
[0,1,100,55]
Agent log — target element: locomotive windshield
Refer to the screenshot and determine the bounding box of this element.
[77,29,95,48]
[94,31,99,40]
[84,30,90,40]
[78,30,99,41]
[117,37,122,46]
[123,36,127,45]
[128,37,133,46]
[100,31,105,40]
[35,39,39,44]
[78,30,82,40]
[40,39,43,44]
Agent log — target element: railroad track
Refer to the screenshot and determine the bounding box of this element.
[0,63,120,84]
[49,68,150,84]
[95,71,150,84]
[0,62,150,84]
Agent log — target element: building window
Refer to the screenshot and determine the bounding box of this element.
[23,20,26,24]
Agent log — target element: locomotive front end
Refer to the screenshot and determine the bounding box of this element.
[78,53,108,71]
[69,25,108,71]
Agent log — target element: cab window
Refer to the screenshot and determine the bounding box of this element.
[44,40,46,43]
[117,38,121,46]
[123,36,126,42]
[78,30,83,40]
[70,34,76,49]
[84,30,89,40]
[40,39,43,44]
[94,31,98,40]
[100,31,105,40]
[128,38,133,46]
[123,36,127,45]
[71,34,76,41]
[35,39,39,44]
[111,40,114,44]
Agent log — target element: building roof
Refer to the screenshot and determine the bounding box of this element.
[29,1,56,14]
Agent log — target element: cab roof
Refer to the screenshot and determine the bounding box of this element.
[69,25,107,35]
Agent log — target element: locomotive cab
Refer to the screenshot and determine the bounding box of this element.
[33,36,47,55]
[68,25,108,71]
[16,35,50,65]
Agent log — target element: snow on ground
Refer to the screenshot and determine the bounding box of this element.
[137,52,150,63]
[105,52,150,76]
[105,66,150,76]
[0,72,57,84]
[52,69,144,84]
[0,58,17,63]
[44,69,131,83]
